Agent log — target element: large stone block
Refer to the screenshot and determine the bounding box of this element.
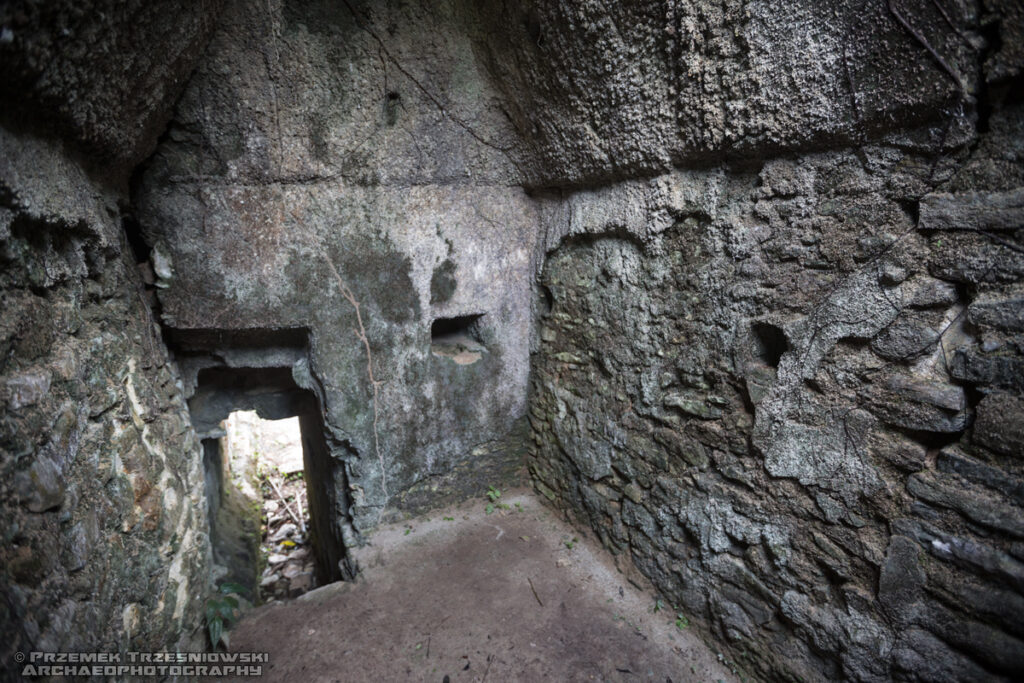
[919,189,1024,232]
[870,315,941,362]
[878,535,926,625]
[472,0,975,186]
[950,350,1024,393]
[891,518,1024,593]
[892,628,995,682]
[968,286,1024,332]
[928,231,1024,284]
[938,447,1024,504]
[867,375,968,433]
[925,602,1024,678]
[974,392,1024,458]
[908,472,1024,538]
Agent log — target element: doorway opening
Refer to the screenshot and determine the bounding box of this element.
[219,411,319,601]
[190,362,353,604]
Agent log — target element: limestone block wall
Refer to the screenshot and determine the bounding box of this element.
[471,0,980,187]
[135,0,538,535]
[0,130,211,662]
[527,86,1024,681]
[2,0,1024,678]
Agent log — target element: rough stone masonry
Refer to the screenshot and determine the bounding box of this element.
[1,0,1023,681]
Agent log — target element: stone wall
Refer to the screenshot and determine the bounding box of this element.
[527,75,1024,683]
[471,0,980,187]
[0,0,224,168]
[0,129,211,661]
[134,0,536,537]
[3,0,1024,678]
[0,0,222,664]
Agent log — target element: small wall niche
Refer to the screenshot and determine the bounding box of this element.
[384,91,401,126]
[431,314,485,365]
[751,321,789,368]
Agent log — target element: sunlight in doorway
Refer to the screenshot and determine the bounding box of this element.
[221,411,315,601]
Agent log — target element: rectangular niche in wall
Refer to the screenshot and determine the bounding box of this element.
[431,314,485,365]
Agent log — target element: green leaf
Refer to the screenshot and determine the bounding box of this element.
[222,595,239,609]
[219,602,235,622]
[485,503,494,515]
[209,618,223,649]
[219,581,247,595]
[205,601,219,623]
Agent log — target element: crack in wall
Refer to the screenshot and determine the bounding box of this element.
[338,0,526,180]
[253,0,287,179]
[887,0,968,94]
[318,247,389,519]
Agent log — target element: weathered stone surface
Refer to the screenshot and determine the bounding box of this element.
[950,349,1024,393]
[928,231,1024,284]
[903,276,960,309]
[473,0,974,186]
[919,189,1024,232]
[867,374,968,433]
[925,602,1024,678]
[528,88,1024,681]
[974,392,1024,458]
[3,370,50,410]
[938,447,1024,504]
[968,286,1024,332]
[1,128,209,663]
[983,0,1024,83]
[138,0,520,189]
[928,562,1024,641]
[527,137,957,679]
[878,535,926,625]
[894,517,1024,593]
[908,471,1024,538]
[870,315,941,362]
[0,0,224,169]
[3,1,1024,682]
[135,0,535,534]
[867,429,929,473]
[15,451,65,513]
[892,627,995,682]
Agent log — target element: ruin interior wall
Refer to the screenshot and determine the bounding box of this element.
[0,0,223,662]
[1,0,1023,680]
[519,0,1024,680]
[528,111,1024,680]
[134,0,538,535]
[0,116,212,664]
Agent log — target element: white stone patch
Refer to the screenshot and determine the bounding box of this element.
[5,370,51,410]
[167,528,196,622]
[122,603,141,639]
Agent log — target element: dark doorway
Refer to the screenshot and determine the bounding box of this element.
[189,364,352,599]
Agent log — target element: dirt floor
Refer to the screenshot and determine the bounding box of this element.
[222,490,740,683]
